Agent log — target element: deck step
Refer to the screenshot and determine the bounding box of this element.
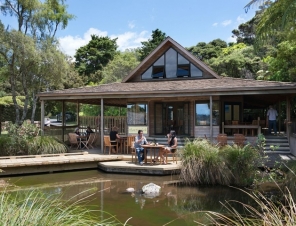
[263,135,290,154]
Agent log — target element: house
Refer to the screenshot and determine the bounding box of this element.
[38,37,296,153]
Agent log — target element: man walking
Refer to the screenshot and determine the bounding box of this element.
[267,105,278,135]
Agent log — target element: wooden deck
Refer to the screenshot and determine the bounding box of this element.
[0,150,181,176]
[0,146,294,176]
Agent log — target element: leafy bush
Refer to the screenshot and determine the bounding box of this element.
[27,136,68,155]
[179,139,262,187]
[220,144,262,186]
[0,122,68,156]
[179,138,232,185]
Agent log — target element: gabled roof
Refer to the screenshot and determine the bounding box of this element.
[122,36,221,82]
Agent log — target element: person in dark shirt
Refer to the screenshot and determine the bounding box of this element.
[86,126,94,139]
[109,126,120,153]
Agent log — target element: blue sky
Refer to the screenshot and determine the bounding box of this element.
[0,0,258,57]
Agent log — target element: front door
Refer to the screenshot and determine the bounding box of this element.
[154,102,189,135]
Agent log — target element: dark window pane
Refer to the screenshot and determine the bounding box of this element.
[177,65,190,77]
[152,66,164,78]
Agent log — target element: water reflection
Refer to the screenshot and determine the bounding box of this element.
[2,170,253,226]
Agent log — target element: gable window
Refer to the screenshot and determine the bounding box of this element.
[141,47,204,80]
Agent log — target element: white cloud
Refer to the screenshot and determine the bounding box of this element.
[227,35,237,43]
[128,21,135,29]
[222,20,232,26]
[212,22,218,27]
[236,16,245,24]
[58,28,150,57]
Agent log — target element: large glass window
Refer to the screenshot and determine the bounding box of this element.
[195,101,219,126]
[141,47,203,80]
[127,103,148,125]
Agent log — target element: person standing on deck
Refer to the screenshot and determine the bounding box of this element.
[267,105,278,135]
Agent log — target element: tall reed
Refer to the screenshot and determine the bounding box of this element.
[0,190,124,226]
[195,186,296,226]
[220,144,261,186]
[179,139,232,185]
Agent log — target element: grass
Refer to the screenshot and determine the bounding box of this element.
[194,185,296,226]
[179,138,232,186]
[179,139,263,187]
[0,189,126,226]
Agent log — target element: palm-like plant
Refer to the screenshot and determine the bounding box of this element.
[245,0,296,43]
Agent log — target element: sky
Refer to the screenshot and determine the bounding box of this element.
[0,0,258,58]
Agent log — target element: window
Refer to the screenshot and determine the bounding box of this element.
[127,103,148,125]
[177,65,190,77]
[195,101,219,126]
[152,66,165,78]
[141,47,204,80]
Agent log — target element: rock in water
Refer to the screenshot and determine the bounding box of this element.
[126,187,135,193]
[142,183,161,198]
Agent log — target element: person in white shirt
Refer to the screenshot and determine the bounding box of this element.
[44,117,51,126]
[267,105,278,135]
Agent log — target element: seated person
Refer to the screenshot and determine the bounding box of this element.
[86,126,94,139]
[134,130,148,166]
[74,127,80,136]
[109,126,120,153]
[155,130,177,165]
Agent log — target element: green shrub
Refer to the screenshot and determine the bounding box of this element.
[179,139,263,187]
[0,122,68,156]
[179,138,232,185]
[27,136,68,155]
[220,144,262,186]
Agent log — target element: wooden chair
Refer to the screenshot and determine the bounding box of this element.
[233,134,245,147]
[260,120,268,135]
[216,134,228,147]
[68,133,79,149]
[250,120,258,136]
[104,136,118,154]
[130,141,137,163]
[81,133,96,149]
[126,136,135,154]
[232,120,239,134]
[165,147,178,164]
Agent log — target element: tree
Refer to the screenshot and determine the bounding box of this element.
[138,29,167,61]
[0,0,74,125]
[208,44,261,79]
[74,35,118,80]
[245,0,296,43]
[100,49,140,84]
[187,39,227,62]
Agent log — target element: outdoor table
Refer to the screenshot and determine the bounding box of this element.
[141,144,165,165]
[222,122,261,136]
[117,136,127,153]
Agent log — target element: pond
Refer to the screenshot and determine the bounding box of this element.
[2,170,256,226]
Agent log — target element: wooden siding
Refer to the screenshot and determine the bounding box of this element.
[195,126,220,138]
